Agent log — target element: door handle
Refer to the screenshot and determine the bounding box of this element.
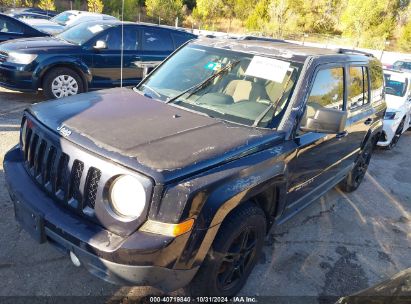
[364,118,373,125]
[336,131,348,139]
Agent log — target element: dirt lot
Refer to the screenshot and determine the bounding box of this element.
[0,88,410,302]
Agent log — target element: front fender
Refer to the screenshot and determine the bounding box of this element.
[33,57,92,89]
[155,141,297,270]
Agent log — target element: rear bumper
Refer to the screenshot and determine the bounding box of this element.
[4,146,198,291]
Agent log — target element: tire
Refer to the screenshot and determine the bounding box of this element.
[339,139,373,193]
[42,67,84,99]
[386,118,405,150]
[188,202,266,297]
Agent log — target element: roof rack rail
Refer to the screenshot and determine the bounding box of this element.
[337,48,374,57]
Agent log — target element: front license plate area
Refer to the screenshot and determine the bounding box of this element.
[14,199,46,244]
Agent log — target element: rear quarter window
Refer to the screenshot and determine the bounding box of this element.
[172,32,193,48]
[142,29,173,52]
[369,60,384,102]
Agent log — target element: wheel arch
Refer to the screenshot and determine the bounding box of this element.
[175,173,287,270]
[34,60,91,92]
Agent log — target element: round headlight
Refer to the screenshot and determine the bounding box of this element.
[109,175,146,219]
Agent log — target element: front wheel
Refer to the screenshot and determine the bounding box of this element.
[188,203,266,297]
[387,118,405,150]
[42,67,84,99]
[339,139,373,193]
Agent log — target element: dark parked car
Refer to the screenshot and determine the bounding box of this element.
[0,13,48,42]
[4,39,386,296]
[0,20,196,99]
[8,12,52,20]
[4,7,58,17]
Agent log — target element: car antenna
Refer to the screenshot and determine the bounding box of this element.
[120,0,125,87]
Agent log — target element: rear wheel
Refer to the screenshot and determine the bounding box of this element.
[42,67,84,99]
[188,203,266,297]
[387,118,405,150]
[339,139,373,193]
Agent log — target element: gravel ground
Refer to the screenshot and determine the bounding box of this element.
[0,88,410,303]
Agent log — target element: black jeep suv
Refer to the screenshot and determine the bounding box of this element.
[4,39,386,296]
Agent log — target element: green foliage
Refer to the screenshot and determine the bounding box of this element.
[234,0,258,21]
[341,0,395,48]
[104,0,143,20]
[245,0,270,31]
[145,0,183,23]
[88,0,104,13]
[3,0,411,51]
[38,0,55,11]
[398,19,411,51]
[193,0,222,22]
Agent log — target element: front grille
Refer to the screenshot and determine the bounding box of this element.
[22,119,101,216]
[84,168,101,209]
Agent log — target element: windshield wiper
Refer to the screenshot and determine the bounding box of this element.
[166,60,240,104]
[252,72,294,127]
[136,83,162,98]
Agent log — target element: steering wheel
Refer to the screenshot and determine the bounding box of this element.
[385,87,397,95]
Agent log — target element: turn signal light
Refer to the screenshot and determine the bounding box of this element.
[140,218,195,237]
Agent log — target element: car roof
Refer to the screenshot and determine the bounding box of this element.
[61,10,112,17]
[79,19,196,35]
[189,38,374,63]
[394,59,411,63]
[384,69,411,81]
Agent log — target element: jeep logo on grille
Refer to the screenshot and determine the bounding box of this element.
[57,125,72,137]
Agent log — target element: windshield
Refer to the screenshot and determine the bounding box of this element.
[137,45,302,128]
[384,74,407,97]
[56,22,112,45]
[51,11,76,26]
[393,61,411,71]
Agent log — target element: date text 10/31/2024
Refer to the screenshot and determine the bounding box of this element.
[149,296,258,303]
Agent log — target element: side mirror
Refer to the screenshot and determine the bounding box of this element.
[93,40,107,50]
[300,107,347,134]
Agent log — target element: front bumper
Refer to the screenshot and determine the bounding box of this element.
[0,63,37,92]
[4,147,198,291]
[377,119,402,147]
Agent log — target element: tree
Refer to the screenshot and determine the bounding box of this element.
[268,0,298,37]
[38,0,55,11]
[234,0,259,22]
[145,0,184,24]
[88,0,103,13]
[341,0,396,48]
[222,0,236,31]
[245,0,270,31]
[398,19,411,51]
[192,0,223,29]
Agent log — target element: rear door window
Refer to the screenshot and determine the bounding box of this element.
[142,29,173,51]
[348,66,369,110]
[123,26,140,51]
[0,16,23,33]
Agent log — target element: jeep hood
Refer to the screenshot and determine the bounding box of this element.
[28,88,284,183]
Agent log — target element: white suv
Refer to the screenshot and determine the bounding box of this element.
[378,69,411,149]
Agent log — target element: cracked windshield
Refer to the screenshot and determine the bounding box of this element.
[137,45,302,128]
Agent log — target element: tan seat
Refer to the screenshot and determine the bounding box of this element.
[224,79,267,103]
